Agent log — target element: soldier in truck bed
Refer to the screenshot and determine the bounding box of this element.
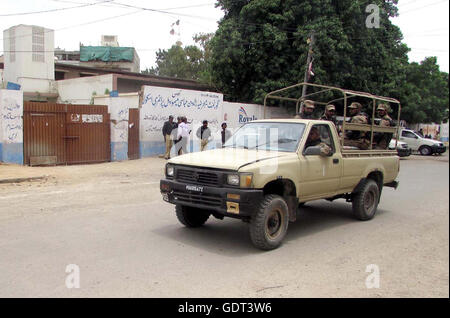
[344,102,370,150]
[321,104,337,126]
[298,100,316,119]
[374,104,394,149]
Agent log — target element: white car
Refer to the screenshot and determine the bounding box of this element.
[399,129,446,156]
[389,139,411,157]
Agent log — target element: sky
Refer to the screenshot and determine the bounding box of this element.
[0,0,448,72]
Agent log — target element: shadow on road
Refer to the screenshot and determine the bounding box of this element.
[151,199,390,256]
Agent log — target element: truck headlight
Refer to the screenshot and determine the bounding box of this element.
[226,173,253,188]
[227,174,240,186]
[166,164,174,178]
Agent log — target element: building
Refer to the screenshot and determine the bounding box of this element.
[2,25,57,101]
[79,45,140,73]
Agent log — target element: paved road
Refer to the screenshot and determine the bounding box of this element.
[0,156,448,297]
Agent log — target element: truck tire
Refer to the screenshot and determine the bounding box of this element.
[249,195,289,250]
[352,179,380,221]
[419,145,432,156]
[175,205,210,228]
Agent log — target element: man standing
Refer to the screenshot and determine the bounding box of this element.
[176,116,190,155]
[344,102,370,150]
[299,100,316,119]
[171,116,182,156]
[162,115,174,159]
[196,120,212,151]
[374,104,394,149]
[221,122,232,147]
[321,104,337,126]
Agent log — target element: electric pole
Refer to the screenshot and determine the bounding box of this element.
[299,31,315,114]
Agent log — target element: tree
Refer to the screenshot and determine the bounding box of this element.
[143,33,214,83]
[210,0,409,105]
[400,57,449,124]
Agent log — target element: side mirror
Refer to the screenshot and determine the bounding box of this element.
[304,145,333,156]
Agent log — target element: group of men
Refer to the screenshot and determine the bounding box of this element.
[299,99,394,151]
[162,117,232,159]
[162,116,191,160]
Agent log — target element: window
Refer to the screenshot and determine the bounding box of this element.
[316,124,335,151]
[32,26,45,63]
[402,131,417,139]
[223,122,305,152]
[9,28,15,62]
[303,124,335,154]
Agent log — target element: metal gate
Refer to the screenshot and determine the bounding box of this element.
[128,108,140,160]
[24,102,111,166]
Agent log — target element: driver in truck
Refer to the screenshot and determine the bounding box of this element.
[305,126,332,156]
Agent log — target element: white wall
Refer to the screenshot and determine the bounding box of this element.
[0,69,4,88]
[94,93,139,144]
[0,89,23,144]
[3,25,55,93]
[57,74,114,104]
[140,86,224,143]
[0,89,24,164]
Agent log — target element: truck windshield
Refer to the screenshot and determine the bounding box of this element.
[224,122,305,152]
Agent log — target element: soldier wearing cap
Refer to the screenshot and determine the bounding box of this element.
[374,104,394,149]
[321,104,337,126]
[344,102,370,150]
[299,100,316,119]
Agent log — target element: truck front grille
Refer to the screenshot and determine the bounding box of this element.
[172,190,222,207]
[176,168,220,186]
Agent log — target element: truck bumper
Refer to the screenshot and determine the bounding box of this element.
[385,180,399,189]
[397,148,411,157]
[160,179,264,218]
[431,145,447,154]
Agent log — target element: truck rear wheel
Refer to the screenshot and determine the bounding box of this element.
[352,179,380,221]
[249,195,289,250]
[175,205,210,228]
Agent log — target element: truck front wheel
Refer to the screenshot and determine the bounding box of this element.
[419,145,432,156]
[175,205,210,227]
[249,195,289,250]
[352,179,380,221]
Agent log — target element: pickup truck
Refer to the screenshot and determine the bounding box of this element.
[399,129,446,155]
[160,84,401,250]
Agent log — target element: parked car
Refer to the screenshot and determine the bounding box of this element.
[399,129,447,156]
[389,139,411,157]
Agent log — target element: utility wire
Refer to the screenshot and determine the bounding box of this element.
[400,0,449,14]
[0,0,113,17]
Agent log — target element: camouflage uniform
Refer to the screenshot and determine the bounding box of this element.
[320,104,337,126]
[344,102,370,150]
[299,100,316,119]
[300,112,315,119]
[374,104,394,149]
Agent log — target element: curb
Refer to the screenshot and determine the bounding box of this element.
[0,175,49,184]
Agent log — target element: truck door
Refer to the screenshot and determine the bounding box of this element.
[400,130,420,150]
[298,124,343,199]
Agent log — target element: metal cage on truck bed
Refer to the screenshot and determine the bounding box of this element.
[263,83,401,154]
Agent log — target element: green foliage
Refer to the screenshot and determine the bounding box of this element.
[400,57,449,124]
[145,33,214,84]
[209,0,448,124]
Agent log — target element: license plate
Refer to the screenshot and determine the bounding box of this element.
[186,185,204,192]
